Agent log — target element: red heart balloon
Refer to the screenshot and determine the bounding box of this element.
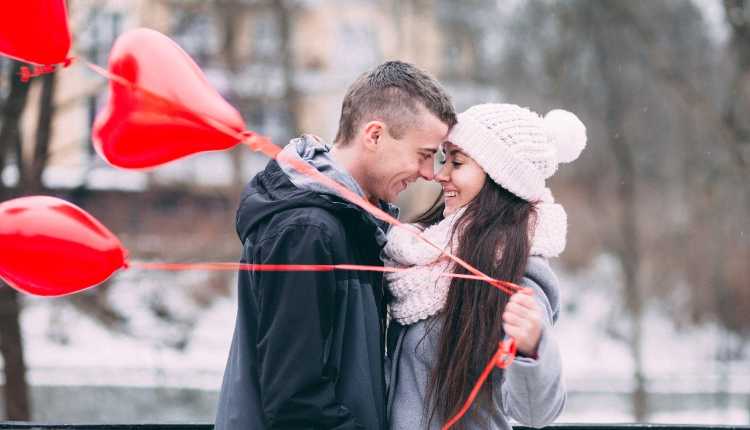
[92,28,246,169]
[0,196,127,297]
[0,0,72,65]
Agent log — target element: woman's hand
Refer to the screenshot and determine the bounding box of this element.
[502,288,543,358]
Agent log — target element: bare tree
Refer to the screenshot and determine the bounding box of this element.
[723,0,750,173]
[499,1,655,418]
[271,0,300,143]
[0,52,63,419]
[494,0,745,420]
[0,61,34,421]
[214,0,247,194]
[210,0,301,193]
[26,72,57,194]
[588,4,646,418]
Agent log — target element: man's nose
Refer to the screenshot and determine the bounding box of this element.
[419,160,435,181]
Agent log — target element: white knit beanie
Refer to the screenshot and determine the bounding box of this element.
[447,103,586,203]
[447,103,587,257]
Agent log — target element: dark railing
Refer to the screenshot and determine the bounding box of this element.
[1,425,749,430]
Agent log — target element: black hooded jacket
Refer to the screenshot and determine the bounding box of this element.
[215,160,388,430]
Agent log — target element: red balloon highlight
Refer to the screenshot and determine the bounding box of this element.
[0,0,72,65]
[92,28,246,169]
[0,196,127,297]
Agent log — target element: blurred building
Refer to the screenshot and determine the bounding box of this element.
[13,1,465,193]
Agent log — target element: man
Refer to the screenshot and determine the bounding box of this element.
[215,61,456,429]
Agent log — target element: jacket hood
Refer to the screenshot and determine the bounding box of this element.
[236,160,344,242]
[236,136,398,245]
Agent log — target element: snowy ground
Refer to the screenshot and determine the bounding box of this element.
[9,253,750,424]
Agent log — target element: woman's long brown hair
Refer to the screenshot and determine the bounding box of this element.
[412,179,535,429]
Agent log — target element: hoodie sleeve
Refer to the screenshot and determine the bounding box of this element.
[253,224,364,430]
[496,258,566,428]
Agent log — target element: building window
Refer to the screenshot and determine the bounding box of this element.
[170,10,220,67]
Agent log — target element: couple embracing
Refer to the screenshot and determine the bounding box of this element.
[215,61,585,430]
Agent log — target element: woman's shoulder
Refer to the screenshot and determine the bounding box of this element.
[523,256,561,323]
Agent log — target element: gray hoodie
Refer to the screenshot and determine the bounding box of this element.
[279,134,399,246]
[387,256,566,429]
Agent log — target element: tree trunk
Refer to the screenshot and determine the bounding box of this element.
[27,71,57,194]
[723,0,750,213]
[216,0,246,195]
[0,62,32,195]
[0,61,35,421]
[590,4,648,421]
[613,127,647,422]
[605,97,647,422]
[0,287,31,420]
[272,0,300,144]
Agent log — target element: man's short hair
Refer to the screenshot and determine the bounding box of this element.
[334,61,456,145]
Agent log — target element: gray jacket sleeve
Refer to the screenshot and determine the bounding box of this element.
[496,257,566,428]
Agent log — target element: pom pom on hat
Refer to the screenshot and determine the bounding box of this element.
[543,109,587,163]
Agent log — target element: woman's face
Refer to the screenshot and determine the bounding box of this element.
[435,142,487,216]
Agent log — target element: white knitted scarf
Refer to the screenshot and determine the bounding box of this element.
[383,197,567,325]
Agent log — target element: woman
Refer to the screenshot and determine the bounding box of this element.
[384,103,586,429]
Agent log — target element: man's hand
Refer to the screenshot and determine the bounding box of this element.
[502,288,542,358]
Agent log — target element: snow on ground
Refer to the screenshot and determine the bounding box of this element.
[554,254,750,395]
[19,269,235,390]
[10,252,750,423]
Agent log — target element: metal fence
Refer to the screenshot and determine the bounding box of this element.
[1,424,749,430]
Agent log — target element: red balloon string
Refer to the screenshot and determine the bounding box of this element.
[128,261,519,296]
[132,261,398,273]
[441,338,517,430]
[17,57,75,82]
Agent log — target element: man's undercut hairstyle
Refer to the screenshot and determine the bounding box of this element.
[334,61,456,145]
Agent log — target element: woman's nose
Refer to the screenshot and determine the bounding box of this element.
[435,164,450,182]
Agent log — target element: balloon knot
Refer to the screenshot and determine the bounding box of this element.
[241,131,263,151]
[496,338,517,368]
[18,66,32,83]
[122,248,131,269]
[17,59,73,83]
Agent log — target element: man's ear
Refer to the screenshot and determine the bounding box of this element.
[362,121,386,152]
